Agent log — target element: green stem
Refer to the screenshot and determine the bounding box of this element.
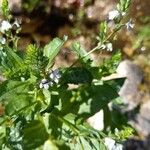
[69,24,124,68]
[78,137,84,150]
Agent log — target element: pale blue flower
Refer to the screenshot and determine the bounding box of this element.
[49,69,61,83]
[39,79,50,90]
[126,19,134,31]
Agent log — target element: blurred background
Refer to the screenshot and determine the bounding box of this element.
[1,0,150,149]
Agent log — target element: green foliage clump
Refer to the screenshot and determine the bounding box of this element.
[0,0,134,149]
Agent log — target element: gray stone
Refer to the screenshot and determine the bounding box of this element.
[132,100,150,137]
[117,60,144,110]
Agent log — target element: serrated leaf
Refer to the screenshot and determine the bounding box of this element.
[61,67,93,84]
[0,80,29,102]
[1,0,10,18]
[44,36,67,69]
[5,94,31,116]
[22,120,49,149]
[6,47,23,67]
[78,83,119,118]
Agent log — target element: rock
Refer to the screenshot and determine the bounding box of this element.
[132,100,150,137]
[123,136,150,150]
[123,139,146,150]
[117,60,150,138]
[117,60,143,110]
[87,110,104,131]
[140,100,150,121]
[86,0,116,22]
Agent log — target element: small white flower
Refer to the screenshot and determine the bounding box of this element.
[49,69,61,83]
[54,78,59,84]
[106,43,113,51]
[39,79,49,89]
[126,19,134,31]
[104,137,115,150]
[49,73,54,79]
[0,20,12,33]
[108,10,120,20]
[0,37,6,44]
[41,79,48,83]
[43,83,49,90]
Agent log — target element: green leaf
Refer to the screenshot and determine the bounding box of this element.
[43,140,59,150]
[59,89,80,115]
[1,0,10,18]
[99,142,107,150]
[100,51,121,76]
[48,113,62,138]
[44,140,71,150]
[111,108,128,129]
[44,36,67,69]
[6,47,23,68]
[22,120,49,149]
[23,0,41,12]
[78,83,119,118]
[98,21,108,42]
[0,80,29,102]
[61,67,93,84]
[1,47,25,77]
[5,94,32,116]
[7,123,23,149]
[71,42,90,63]
[114,126,134,141]
[0,126,5,147]
[117,0,131,12]
[105,78,125,92]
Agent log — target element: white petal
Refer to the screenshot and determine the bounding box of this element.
[108,10,120,20]
[43,83,49,90]
[41,79,48,83]
[0,21,12,33]
[54,78,59,83]
[106,43,113,51]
